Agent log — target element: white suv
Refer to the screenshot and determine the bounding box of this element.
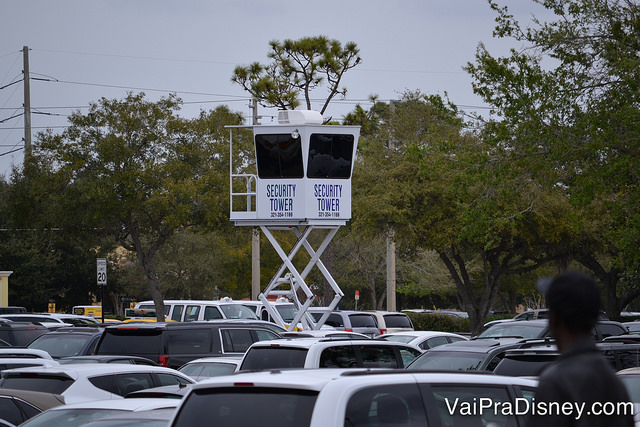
[0,363,194,403]
[169,369,537,427]
[237,337,422,371]
[366,310,414,334]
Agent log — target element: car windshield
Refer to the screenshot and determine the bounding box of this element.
[219,305,259,320]
[28,334,93,358]
[407,351,485,371]
[173,388,317,427]
[477,322,546,339]
[20,409,127,427]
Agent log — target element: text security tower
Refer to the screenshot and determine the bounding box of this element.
[228,110,360,331]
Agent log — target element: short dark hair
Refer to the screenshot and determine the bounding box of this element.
[545,271,600,333]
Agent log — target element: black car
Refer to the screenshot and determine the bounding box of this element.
[27,327,104,359]
[493,339,640,376]
[94,320,284,369]
[406,337,553,372]
[477,319,628,340]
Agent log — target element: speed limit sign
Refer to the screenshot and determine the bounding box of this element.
[97,258,107,286]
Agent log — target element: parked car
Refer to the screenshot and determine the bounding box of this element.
[177,357,242,381]
[133,298,259,322]
[18,398,180,427]
[493,339,640,376]
[0,363,194,403]
[169,369,537,427]
[94,320,284,369]
[36,313,101,326]
[406,337,553,372]
[376,331,468,351]
[237,337,422,371]
[27,327,104,359]
[0,322,48,346]
[0,388,65,426]
[307,309,380,337]
[365,310,414,334]
[493,345,560,377]
[478,319,628,340]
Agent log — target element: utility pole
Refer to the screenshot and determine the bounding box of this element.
[22,46,31,157]
[251,98,261,300]
[386,100,398,311]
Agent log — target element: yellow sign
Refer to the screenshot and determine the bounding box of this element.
[48,303,55,313]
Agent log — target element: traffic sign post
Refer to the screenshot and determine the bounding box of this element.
[355,290,360,310]
[96,259,107,323]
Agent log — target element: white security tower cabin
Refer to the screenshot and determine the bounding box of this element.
[228,110,360,331]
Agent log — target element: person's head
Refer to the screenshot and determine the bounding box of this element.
[537,271,601,344]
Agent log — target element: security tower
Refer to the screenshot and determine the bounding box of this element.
[228,110,360,330]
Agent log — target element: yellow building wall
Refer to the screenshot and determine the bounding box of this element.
[0,272,12,307]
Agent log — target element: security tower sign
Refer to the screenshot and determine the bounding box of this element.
[97,258,107,286]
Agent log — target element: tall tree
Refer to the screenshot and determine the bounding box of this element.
[466,0,640,315]
[38,93,245,321]
[352,91,568,334]
[232,36,361,115]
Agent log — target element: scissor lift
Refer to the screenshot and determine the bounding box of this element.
[228,110,360,331]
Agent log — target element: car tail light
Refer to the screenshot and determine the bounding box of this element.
[379,329,387,335]
[345,328,353,332]
[234,382,254,387]
[158,355,169,367]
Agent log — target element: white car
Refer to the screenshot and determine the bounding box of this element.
[365,310,414,334]
[19,398,180,427]
[0,363,194,403]
[376,331,468,351]
[237,337,422,371]
[169,369,537,427]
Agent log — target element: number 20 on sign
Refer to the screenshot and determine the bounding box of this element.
[97,258,107,286]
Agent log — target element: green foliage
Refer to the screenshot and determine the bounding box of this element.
[232,36,361,114]
[467,0,640,315]
[405,312,471,334]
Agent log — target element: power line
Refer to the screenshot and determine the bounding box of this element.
[32,48,238,66]
[33,77,249,99]
[0,146,23,157]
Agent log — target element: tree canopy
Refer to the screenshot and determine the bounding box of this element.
[232,36,361,115]
[37,93,245,320]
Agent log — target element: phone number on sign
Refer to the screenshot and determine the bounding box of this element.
[270,212,293,218]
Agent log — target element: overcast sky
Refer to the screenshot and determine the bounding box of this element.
[0,0,549,176]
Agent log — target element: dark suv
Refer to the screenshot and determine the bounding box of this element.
[0,322,48,346]
[94,320,284,369]
[478,319,628,340]
[406,337,555,372]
